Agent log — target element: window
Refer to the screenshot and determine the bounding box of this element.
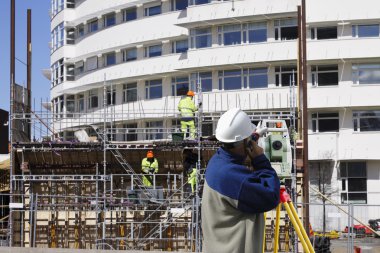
[88,89,98,109]
[172,0,188,10]
[172,40,188,53]
[88,19,98,33]
[311,112,339,133]
[75,61,84,75]
[77,24,84,37]
[190,72,212,92]
[106,87,116,106]
[218,24,241,46]
[311,65,338,86]
[352,64,380,85]
[190,27,212,49]
[66,28,75,45]
[172,76,189,96]
[66,64,75,81]
[352,24,379,38]
[245,68,268,89]
[217,22,267,46]
[51,0,64,16]
[340,162,367,204]
[246,22,267,43]
[124,123,138,141]
[77,94,85,112]
[123,83,138,102]
[66,0,75,8]
[311,27,337,40]
[104,52,116,66]
[189,0,210,5]
[145,44,162,57]
[275,19,298,41]
[146,121,163,140]
[51,22,64,51]
[66,95,75,117]
[218,68,268,90]
[51,59,64,87]
[123,8,137,22]
[86,56,98,71]
[53,95,64,118]
[145,79,162,99]
[146,121,164,140]
[104,13,116,27]
[123,48,137,62]
[353,111,380,132]
[275,66,297,87]
[145,5,161,16]
[218,69,242,90]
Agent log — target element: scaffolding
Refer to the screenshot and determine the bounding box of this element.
[4,73,303,251]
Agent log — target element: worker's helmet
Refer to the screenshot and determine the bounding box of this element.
[215,108,256,143]
[276,122,282,128]
[147,151,154,158]
[187,90,195,97]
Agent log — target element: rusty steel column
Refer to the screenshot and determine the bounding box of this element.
[27,9,32,139]
[301,0,310,235]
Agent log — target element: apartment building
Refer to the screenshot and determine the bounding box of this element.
[50,0,380,230]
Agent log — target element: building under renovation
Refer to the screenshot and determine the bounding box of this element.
[4,0,380,251]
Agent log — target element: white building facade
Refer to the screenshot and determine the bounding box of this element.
[50,0,380,231]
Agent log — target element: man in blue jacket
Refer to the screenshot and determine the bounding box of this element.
[202,108,280,253]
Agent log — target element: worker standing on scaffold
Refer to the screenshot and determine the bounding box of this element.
[141,150,159,187]
[202,108,280,253]
[178,90,197,140]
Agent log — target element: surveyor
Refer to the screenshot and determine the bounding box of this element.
[178,90,197,139]
[202,108,280,253]
[141,150,159,187]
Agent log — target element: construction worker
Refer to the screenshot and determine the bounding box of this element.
[202,108,280,253]
[141,151,159,187]
[178,90,197,139]
[182,149,198,195]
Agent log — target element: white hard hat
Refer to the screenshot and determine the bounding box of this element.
[215,108,256,143]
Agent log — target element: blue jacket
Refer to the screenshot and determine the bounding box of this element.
[201,147,280,253]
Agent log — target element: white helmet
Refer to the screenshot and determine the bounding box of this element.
[215,108,256,143]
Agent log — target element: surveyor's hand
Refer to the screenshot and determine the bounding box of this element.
[245,139,264,161]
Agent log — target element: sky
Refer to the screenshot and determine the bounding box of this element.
[0,0,51,112]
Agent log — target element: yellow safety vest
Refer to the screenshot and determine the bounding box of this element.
[178,97,197,118]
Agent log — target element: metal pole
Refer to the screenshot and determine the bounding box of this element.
[27,9,32,140]
[9,0,16,246]
[301,0,310,235]
[103,74,107,249]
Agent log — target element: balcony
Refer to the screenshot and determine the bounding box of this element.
[51,53,183,97]
[307,0,380,24]
[309,131,380,161]
[179,41,297,70]
[308,85,380,109]
[308,38,380,61]
[73,0,157,26]
[51,44,75,64]
[74,12,187,60]
[177,0,298,28]
[51,8,75,29]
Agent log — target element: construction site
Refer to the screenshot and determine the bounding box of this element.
[2,0,380,252]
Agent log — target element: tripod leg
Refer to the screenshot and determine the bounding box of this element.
[288,202,315,253]
[273,204,281,253]
[283,202,310,253]
[262,212,266,253]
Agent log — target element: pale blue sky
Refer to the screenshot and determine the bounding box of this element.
[0,0,51,112]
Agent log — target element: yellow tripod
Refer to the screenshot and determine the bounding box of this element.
[272,186,315,253]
